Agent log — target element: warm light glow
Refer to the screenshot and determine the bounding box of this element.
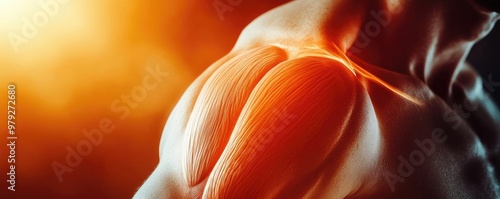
[0,0,36,27]
[0,1,193,197]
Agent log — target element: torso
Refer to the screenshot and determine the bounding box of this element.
[155,42,500,198]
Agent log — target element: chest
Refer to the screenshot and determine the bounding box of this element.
[362,90,500,198]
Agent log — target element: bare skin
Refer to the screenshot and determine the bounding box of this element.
[135,0,500,198]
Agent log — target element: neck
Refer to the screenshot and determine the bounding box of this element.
[312,0,499,97]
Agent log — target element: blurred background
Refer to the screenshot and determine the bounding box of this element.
[0,0,497,198]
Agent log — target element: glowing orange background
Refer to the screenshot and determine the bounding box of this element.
[0,0,287,198]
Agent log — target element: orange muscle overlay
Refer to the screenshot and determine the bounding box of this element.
[156,44,389,198]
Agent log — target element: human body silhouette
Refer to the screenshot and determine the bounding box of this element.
[136,0,500,198]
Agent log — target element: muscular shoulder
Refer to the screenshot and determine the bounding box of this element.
[148,45,378,198]
[190,46,378,197]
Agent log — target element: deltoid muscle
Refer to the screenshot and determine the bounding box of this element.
[175,42,416,198]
